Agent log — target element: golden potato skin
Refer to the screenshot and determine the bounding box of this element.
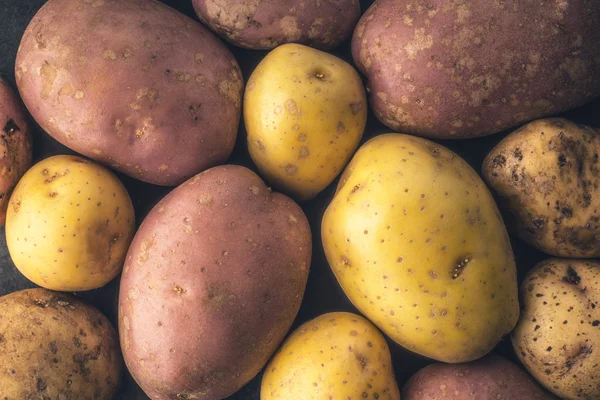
[193,0,361,50]
[0,289,122,399]
[245,44,367,200]
[261,312,400,400]
[352,0,600,139]
[16,0,243,186]
[119,165,311,400]
[322,134,519,363]
[402,354,556,400]
[0,78,32,225]
[6,155,135,291]
[484,118,600,258]
[512,259,600,400]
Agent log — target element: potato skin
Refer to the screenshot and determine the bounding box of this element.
[484,118,600,258]
[119,165,311,400]
[0,288,122,399]
[352,0,600,139]
[512,259,600,400]
[402,354,555,400]
[6,155,135,291]
[16,0,243,186]
[192,0,360,50]
[245,44,367,200]
[322,134,519,363]
[261,312,400,400]
[0,78,32,225]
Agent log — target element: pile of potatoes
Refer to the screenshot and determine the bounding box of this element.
[0,0,599,399]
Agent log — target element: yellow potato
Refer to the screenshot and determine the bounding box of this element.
[6,155,135,291]
[261,312,400,400]
[322,134,519,363]
[245,43,367,200]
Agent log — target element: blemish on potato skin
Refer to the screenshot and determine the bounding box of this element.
[102,49,117,61]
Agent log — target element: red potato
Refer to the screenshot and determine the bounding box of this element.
[0,78,32,225]
[402,354,556,400]
[352,0,600,139]
[16,0,243,186]
[193,0,361,50]
[119,165,311,400]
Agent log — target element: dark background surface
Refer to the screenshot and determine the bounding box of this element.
[0,0,599,398]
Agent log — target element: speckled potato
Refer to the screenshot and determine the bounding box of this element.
[0,289,122,399]
[261,312,400,400]
[119,165,311,400]
[402,354,556,400]
[352,0,600,139]
[6,155,135,291]
[245,44,367,200]
[193,0,360,50]
[322,134,519,363]
[16,0,243,186]
[0,78,32,225]
[484,118,600,258]
[512,259,600,400]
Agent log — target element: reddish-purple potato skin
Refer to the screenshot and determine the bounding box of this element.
[192,0,361,50]
[16,0,243,186]
[402,354,556,400]
[0,79,32,225]
[119,165,311,400]
[352,0,600,139]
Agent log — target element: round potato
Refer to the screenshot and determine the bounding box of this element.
[484,118,600,258]
[245,44,367,200]
[322,134,519,363]
[119,165,311,400]
[0,288,122,399]
[6,155,135,291]
[352,0,600,138]
[402,354,556,399]
[262,312,400,400]
[16,0,243,186]
[0,78,32,225]
[193,0,361,50]
[512,259,600,400]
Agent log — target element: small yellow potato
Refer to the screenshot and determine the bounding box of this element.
[261,312,400,400]
[6,155,135,291]
[322,134,519,363]
[245,43,367,200]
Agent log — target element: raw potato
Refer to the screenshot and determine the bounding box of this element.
[16,0,243,186]
[483,118,600,258]
[352,0,600,139]
[512,258,600,400]
[245,44,367,200]
[322,134,519,363]
[119,165,311,400]
[0,78,32,225]
[402,354,556,400]
[6,155,135,291]
[261,312,400,400]
[193,0,361,50]
[0,288,122,399]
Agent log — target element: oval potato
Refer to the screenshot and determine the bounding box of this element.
[245,43,367,200]
[0,288,122,399]
[0,78,32,225]
[352,0,600,138]
[483,118,600,258]
[193,0,361,50]
[119,165,311,399]
[322,134,519,363]
[6,155,135,291]
[16,0,243,185]
[512,259,600,400]
[262,312,400,400]
[402,354,556,400]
